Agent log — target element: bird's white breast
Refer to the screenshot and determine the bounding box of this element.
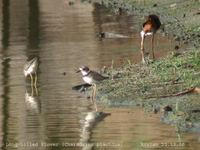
[82,76,93,84]
[24,67,34,77]
[145,32,153,36]
[141,30,153,38]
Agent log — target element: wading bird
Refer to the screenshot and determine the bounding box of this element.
[24,57,38,88]
[76,66,108,111]
[140,14,161,64]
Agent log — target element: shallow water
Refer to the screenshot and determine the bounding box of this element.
[0,0,199,150]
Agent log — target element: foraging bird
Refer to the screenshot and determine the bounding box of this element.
[24,57,38,87]
[76,66,108,111]
[140,14,161,63]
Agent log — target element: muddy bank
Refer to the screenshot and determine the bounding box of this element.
[84,0,200,131]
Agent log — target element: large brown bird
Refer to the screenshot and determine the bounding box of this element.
[140,14,161,63]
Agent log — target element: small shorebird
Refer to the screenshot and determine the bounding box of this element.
[24,57,38,87]
[76,66,108,111]
[140,14,161,63]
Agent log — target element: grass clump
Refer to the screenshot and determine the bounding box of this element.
[98,48,200,103]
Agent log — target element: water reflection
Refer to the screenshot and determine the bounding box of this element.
[25,88,40,114]
[79,111,111,150]
[92,3,134,36]
[1,58,10,150]
[2,0,10,49]
[27,0,40,51]
[1,0,11,147]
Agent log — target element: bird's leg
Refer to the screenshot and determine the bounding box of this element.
[30,74,33,87]
[34,72,37,88]
[91,84,98,111]
[91,85,95,104]
[30,74,34,95]
[140,35,145,64]
[35,86,38,96]
[34,73,38,96]
[93,84,98,111]
[151,33,155,60]
[31,86,34,96]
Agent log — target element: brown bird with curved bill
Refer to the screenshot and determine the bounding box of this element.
[140,14,161,64]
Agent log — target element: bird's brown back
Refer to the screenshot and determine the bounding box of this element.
[89,71,108,82]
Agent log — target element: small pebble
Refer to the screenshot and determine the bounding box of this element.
[153,108,159,114]
[174,36,180,41]
[153,4,157,7]
[174,45,180,50]
[191,109,200,113]
[68,1,74,6]
[163,106,173,112]
[170,3,177,8]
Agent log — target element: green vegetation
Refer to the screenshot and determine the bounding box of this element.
[98,49,200,102]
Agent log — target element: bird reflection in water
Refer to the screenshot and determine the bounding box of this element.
[25,87,40,114]
[79,111,111,150]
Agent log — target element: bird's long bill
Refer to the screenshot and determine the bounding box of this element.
[76,70,81,73]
